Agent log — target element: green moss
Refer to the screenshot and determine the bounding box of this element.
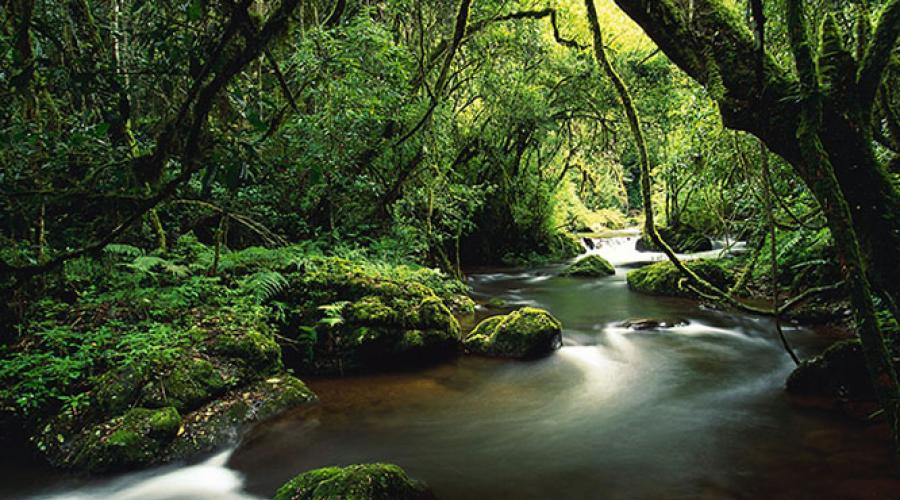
[555,232,587,259]
[253,376,318,419]
[274,463,434,500]
[416,295,460,338]
[163,375,317,462]
[560,255,615,277]
[90,366,146,417]
[139,358,226,412]
[286,288,462,375]
[70,406,181,472]
[464,307,563,359]
[399,330,425,349]
[626,259,734,297]
[213,329,281,373]
[345,296,399,326]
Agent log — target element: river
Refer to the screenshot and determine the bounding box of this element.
[7,234,899,499]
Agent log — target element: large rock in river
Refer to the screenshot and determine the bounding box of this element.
[464,307,563,359]
[561,255,615,277]
[626,259,733,298]
[274,463,435,500]
[276,256,472,375]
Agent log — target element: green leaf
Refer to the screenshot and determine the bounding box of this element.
[188,0,202,21]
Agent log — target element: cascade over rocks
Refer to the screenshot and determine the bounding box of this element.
[618,318,689,330]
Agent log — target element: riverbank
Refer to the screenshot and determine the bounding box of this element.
[6,235,898,499]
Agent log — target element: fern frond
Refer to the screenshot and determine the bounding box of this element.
[240,271,289,303]
[123,255,168,275]
[122,255,189,278]
[104,243,144,258]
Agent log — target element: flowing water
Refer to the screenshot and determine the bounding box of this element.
[8,234,900,499]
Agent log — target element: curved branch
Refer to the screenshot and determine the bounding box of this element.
[858,0,900,107]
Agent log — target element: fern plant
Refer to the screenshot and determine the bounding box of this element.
[104,243,145,259]
[318,301,349,328]
[240,271,289,304]
[122,255,190,278]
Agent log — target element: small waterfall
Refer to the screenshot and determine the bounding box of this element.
[36,449,256,500]
[582,230,747,268]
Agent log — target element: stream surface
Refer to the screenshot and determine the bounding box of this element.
[6,234,900,499]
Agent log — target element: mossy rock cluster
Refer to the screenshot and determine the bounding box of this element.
[635,225,713,253]
[626,259,734,298]
[277,257,471,375]
[561,255,615,277]
[274,463,435,500]
[1,242,474,474]
[464,307,563,359]
[12,307,316,473]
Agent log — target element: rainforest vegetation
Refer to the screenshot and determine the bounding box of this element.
[1,0,899,497]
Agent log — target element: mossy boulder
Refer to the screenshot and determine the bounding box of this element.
[292,294,461,375]
[210,328,282,373]
[464,307,563,359]
[786,340,874,400]
[18,305,316,474]
[163,375,316,462]
[274,463,434,500]
[49,375,316,473]
[68,406,181,472]
[561,255,615,277]
[139,358,227,412]
[626,259,734,298]
[635,225,712,253]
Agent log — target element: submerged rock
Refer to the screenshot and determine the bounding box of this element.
[618,318,689,330]
[635,225,712,253]
[464,307,563,359]
[561,255,615,277]
[274,463,435,500]
[626,259,733,298]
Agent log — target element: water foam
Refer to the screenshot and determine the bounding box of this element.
[36,449,256,500]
